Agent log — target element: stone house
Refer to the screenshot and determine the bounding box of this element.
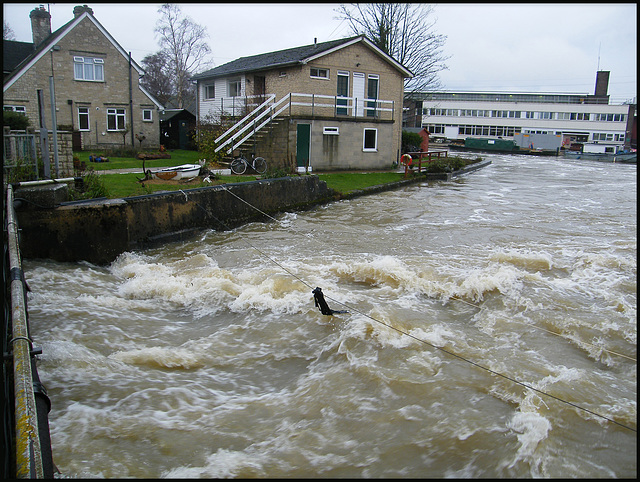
[191,35,412,171]
[3,5,162,152]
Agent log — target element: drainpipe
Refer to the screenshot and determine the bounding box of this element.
[49,76,59,177]
[129,52,134,147]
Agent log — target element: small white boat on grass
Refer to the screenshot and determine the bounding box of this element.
[152,164,202,180]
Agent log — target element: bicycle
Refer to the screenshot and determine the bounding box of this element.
[230,154,267,175]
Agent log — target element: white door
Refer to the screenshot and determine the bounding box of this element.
[353,72,365,117]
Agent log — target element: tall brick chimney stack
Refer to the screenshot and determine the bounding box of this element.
[73,5,94,18]
[594,71,610,97]
[29,5,51,48]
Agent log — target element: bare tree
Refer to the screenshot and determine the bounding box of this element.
[140,51,174,105]
[4,20,16,40]
[336,3,449,95]
[154,3,212,108]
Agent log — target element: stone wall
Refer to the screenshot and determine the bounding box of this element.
[14,176,337,265]
[3,128,74,177]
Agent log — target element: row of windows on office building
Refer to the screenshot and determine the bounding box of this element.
[424,108,626,122]
[425,123,626,143]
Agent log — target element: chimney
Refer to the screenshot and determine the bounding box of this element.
[73,5,94,18]
[594,71,610,97]
[29,5,51,48]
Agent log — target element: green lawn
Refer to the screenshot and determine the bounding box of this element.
[316,172,405,194]
[78,149,202,170]
[76,150,477,199]
[99,172,261,198]
[97,171,405,199]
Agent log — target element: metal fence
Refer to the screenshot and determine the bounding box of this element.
[3,131,39,181]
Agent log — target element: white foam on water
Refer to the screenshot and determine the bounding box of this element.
[505,411,552,476]
[110,346,205,369]
[162,449,268,478]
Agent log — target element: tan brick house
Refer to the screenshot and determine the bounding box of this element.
[192,36,412,171]
[3,5,162,151]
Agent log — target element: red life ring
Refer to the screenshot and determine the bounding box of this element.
[401,154,413,166]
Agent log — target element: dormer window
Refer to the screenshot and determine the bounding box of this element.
[74,56,104,81]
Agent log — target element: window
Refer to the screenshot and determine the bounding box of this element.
[557,112,571,120]
[367,74,379,117]
[142,109,153,122]
[310,67,329,79]
[78,107,90,130]
[228,78,241,97]
[4,105,26,114]
[74,56,104,81]
[570,113,590,120]
[363,128,377,151]
[107,108,126,131]
[205,84,215,99]
[336,71,349,115]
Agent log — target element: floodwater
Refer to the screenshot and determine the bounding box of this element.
[25,153,636,478]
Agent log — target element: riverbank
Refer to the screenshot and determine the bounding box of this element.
[11,159,491,264]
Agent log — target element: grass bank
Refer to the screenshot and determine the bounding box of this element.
[72,150,480,199]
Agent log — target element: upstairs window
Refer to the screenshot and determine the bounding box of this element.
[205,84,215,99]
[74,56,104,81]
[310,67,329,79]
[142,109,153,122]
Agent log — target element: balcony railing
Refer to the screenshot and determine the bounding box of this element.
[202,93,395,122]
[209,93,396,154]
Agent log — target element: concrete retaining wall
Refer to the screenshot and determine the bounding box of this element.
[14,176,336,265]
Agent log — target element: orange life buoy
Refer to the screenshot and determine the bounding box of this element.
[401,154,413,166]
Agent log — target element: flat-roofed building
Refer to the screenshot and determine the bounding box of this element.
[405,71,635,150]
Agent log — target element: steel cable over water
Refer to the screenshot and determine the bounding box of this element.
[178,183,636,433]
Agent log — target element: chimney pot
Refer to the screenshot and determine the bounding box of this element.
[29,6,51,48]
[74,5,94,18]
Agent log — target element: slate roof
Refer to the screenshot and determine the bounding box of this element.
[3,40,35,75]
[3,15,77,83]
[192,35,412,80]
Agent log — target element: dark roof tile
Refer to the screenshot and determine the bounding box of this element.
[192,36,362,80]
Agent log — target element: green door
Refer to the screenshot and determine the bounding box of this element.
[179,120,188,149]
[296,123,311,168]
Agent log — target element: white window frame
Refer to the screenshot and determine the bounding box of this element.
[310,67,329,79]
[142,109,153,122]
[4,105,26,114]
[204,84,215,99]
[363,128,378,152]
[78,106,90,131]
[74,56,104,82]
[107,108,126,131]
[228,78,242,97]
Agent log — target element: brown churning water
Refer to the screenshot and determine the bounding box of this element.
[26,153,636,477]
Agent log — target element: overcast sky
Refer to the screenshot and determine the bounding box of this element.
[3,3,637,104]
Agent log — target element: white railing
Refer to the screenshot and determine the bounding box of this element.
[212,93,396,154]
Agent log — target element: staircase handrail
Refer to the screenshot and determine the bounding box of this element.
[214,93,275,146]
[226,95,294,154]
[215,94,291,154]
